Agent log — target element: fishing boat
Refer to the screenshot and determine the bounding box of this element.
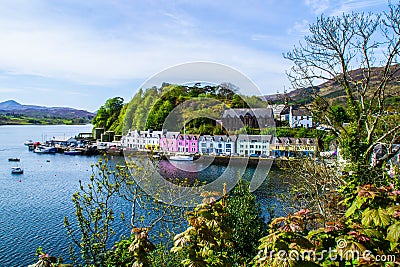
[8,158,20,162]
[64,149,81,155]
[34,146,56,154]
[169,154,194,161]
[11,167,23,174]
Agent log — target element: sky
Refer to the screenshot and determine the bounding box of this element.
[0,0,389,112]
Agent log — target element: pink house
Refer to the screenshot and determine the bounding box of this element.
[160,133,198,154]
[177,134,198,153]
[160,132,179,152]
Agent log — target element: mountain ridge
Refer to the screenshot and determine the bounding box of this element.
[262,65,400,107]
[0,100,95,122]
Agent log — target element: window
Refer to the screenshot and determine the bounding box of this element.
[226,144,231,148]
[201,143,206,147]
[250,145,254,148]
[218,143,222,148]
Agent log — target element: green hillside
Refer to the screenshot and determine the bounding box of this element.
[121,83,267,134]
[264,65,400,110]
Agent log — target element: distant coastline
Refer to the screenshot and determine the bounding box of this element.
[0,100,94,126]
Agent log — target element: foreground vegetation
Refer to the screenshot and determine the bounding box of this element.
[30,3,400,267]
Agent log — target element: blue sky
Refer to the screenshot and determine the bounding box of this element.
[0,0,388,112]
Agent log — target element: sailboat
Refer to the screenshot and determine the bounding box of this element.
[170,124,194,161]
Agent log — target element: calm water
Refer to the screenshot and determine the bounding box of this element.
[0,125,285,267]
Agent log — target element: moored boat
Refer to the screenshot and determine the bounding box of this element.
[64,149,81,155]
[169,154,194,161]
[11,167,23,174]
[24,140,34,146]
[34,146,56,154]
[8,158,20,162]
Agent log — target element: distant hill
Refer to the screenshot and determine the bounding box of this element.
[262,65,400,108]
[0,100,95,125]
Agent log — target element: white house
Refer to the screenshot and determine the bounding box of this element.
[289,106,313,128]
[198,135,237,155]
[236,135,272,156]
[121,129,165,151]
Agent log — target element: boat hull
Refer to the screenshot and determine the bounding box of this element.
[11,167,23,174]
[64,151,81,155]
[34,146,56,154]
[169,155,194,161]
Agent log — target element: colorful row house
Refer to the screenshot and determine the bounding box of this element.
[236,135,272,156]
[122,129,199,154]
[198,135,237,155]
[121,129,165,151]
[121,129,317,157]
[160,133,199,153]
[270,137,317,157]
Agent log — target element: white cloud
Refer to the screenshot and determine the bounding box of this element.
[305,0,385,16]
[305,0,330,14]
[289,19,310,35]
[0,87,23,93]
[329,0,385,16]
[0,1,291,95]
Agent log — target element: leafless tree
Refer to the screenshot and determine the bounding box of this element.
[284,2,400,171]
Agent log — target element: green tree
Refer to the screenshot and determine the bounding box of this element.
[92,97,124,133]
[64,158,122,267]
[225,179,267,263]
[171,195,234,267]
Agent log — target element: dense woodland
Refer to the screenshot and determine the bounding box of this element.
[92,83,268,135]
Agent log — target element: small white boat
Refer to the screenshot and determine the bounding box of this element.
[169,154,194,161]
[34,146,56,154]
[24,140,34,146]
[11,167,23,174]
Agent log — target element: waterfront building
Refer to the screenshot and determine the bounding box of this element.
[159,132,198,154]
[198,135,237,155]
[236,135,272,156]
[221,108,274,131]
[159,131,179,152]
[121,129,164,151]
[270,137,317,157]
[177,134,199,153]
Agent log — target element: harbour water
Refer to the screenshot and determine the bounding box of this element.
[0,125,286,267]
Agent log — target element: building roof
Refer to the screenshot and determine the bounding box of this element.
[222,108,273,118]
[273,137,316,145]
[290,107,312,116]
[237,134,273,142]
[198,135,237,142]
